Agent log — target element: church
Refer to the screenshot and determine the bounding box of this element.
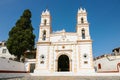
[33,8,95,75]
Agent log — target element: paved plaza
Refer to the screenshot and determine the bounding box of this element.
[0,73,120,80]
[3,76,120,80]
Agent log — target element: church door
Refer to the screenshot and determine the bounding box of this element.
[58,55,69,72]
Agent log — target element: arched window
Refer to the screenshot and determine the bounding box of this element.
[42,30,46,40]
[82,29,85,39]
[81,17,84,23]
[44,19,47,25]
[98,63,101,69]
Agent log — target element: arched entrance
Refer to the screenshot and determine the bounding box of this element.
[58,55,69,72]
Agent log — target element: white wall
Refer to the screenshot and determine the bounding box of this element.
[0,58,26,71]
[94,56,120,72]
[50,33,77,42]
[0,46,15,59]
[0,58,28,79]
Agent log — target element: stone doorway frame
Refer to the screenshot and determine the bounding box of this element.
[55,52,72,72]
[58,54,69,71]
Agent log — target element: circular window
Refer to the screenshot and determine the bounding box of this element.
[83,54,88,59]
[40,55,45,59]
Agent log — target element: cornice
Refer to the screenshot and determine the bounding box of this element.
[41,15,51,18]
[55,49,73,52]
[50,32,77,37]
[40,25,51,28]
[77,40,92,43]
[77,23,89,26]
[37,42,51,45]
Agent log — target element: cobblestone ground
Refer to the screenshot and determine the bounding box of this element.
[2,76,120,80]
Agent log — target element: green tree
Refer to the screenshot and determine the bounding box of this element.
[6,9,35,61]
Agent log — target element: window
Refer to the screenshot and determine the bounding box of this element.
[82,29,85,39]
[84,61,88,64]
[40,61,44,64]
[98,63,101,69]
[81,17,84,23]
[2,49,7,53]
[44,19,47,25]
[83,54,88,59]
[40,55,45,59]
[42,30,46,40]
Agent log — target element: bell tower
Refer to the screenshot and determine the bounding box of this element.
[76,8,94,73]
[38,9,52,42]
[34,9,52,74]
[77,8,90,40]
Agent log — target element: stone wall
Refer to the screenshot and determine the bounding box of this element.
[0,58,26,72]
[0,58,28,78]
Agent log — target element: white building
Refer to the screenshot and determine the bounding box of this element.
[94,47,120,73]
[33,8,95,75]
[0,41,15,59]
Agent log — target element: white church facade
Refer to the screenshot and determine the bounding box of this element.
[33,8,95,75]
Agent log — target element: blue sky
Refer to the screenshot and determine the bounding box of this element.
[0,0,120,57]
